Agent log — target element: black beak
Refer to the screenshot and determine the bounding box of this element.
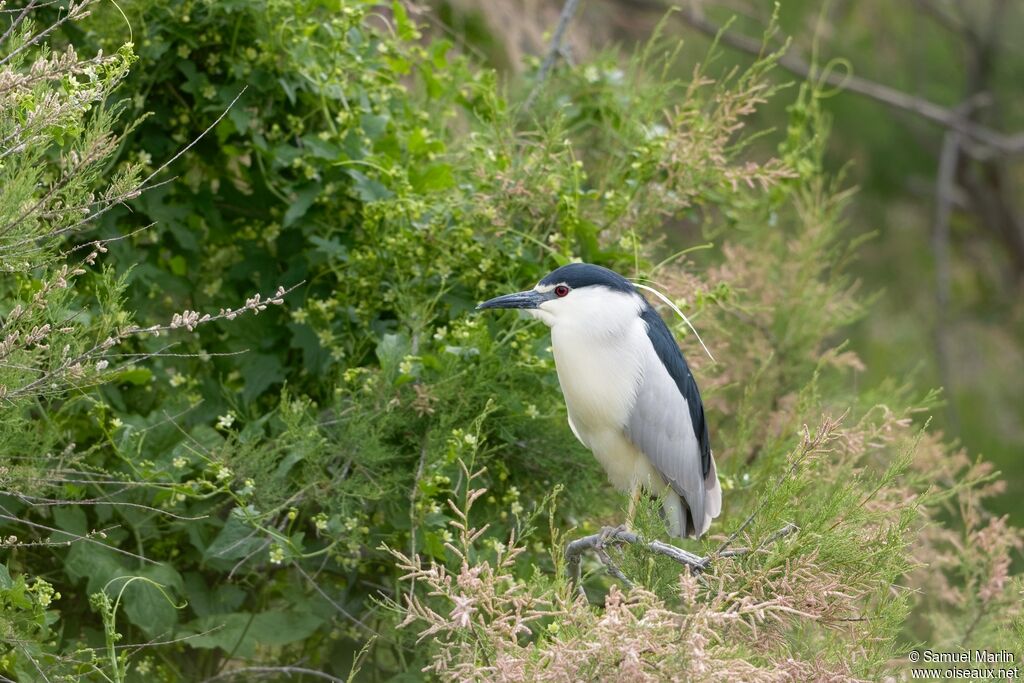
[476,290,544,310]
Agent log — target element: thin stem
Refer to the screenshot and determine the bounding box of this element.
[522,0,582,112]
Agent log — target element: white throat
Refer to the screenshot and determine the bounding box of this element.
[529,286,645,334]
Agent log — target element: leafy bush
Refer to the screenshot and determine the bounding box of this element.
[1,1,1020,681]
[1,4,138,676]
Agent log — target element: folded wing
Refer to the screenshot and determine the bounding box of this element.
[625,307,720,538]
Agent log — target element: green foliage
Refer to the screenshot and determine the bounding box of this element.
[0,567,62,677]
[1,1,1019,681]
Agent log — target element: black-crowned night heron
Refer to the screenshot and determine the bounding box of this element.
[478,263,721,539]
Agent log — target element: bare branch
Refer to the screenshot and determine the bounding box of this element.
[0,0,92,70]
[566,418,839,590]
[522,0,582,111]
[1,281,301,403]
[661,2,1024,159]
[0,0,39,49]
[199,666,345,683]
[10,492,209,521]
[291,562,377,636]
[0,512,158,565]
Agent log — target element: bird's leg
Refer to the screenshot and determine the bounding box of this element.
[599,485,643,549]
[625,482,643,530]
[597,523,627,548]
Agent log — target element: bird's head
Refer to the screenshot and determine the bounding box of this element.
[477,263,645,331]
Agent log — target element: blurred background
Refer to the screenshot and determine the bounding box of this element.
[431,0,1024,524]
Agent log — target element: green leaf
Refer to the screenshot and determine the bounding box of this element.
[52,505,88,536]
[121,566,184,637]
[227,103,252,133]
[275,447,307,479]
[169,255,188,276]
[239,353,285,403]
[283,184,320,227]
[302,135,341,161]
[279,76,297,105]
[288,322,330,374]
[309,235,349,261]
[64,543,126,594]
[345,169,393,202]
[112,367,153,386]
[420,530,447,560]
[182,610,323,657]
[184,573,247,618]
[392,0,416,40]
[204,509,265,563]
[410,163,454,193]
[247,609,323,646]
[359,113,389,140]
[375,333,409,375]
[180,612,255,654]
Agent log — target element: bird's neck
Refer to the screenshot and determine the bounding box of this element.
[549,317,647,434]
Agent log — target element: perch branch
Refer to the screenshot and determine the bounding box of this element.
[566,418,839,589]
[565,522,799,587]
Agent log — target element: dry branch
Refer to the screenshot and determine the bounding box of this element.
[522,0,582,111]
[565,522,799,589]
[621,0,1024,159]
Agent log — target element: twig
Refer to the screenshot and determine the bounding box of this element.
[565,523,798,588]
[716,416,840,555]
[522,0,582,111]
[408,326,427,558]
[0,0,39,48]
[292,562,377,636]
[0,512,157,565]
[913,0,973,39]
[118,626,228,655]
[656,1,1024,159]
[2,281,299,403]
[720,522,799,557]
[932,125,962,434]
[199,666,344,683]
[11,493,208,521]
[0,88,246,249]
[595,545,634,588]
[0,0,91,70]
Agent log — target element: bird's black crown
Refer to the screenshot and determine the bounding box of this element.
[538,263,636,294]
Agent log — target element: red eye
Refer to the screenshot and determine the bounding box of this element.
[554,285,570,298]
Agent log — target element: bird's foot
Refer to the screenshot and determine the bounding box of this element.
[597,523,629,549]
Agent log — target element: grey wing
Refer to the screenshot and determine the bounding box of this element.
[624,349,707,534]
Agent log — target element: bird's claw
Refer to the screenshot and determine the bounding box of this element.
[597,523,629,549]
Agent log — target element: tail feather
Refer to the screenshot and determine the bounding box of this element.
[662,452,722,539]
[661,490,689,539]
[702,453,722,530]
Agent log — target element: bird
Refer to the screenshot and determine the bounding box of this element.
[477,262,720,539]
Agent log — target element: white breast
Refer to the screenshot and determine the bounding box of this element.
[551,317,656,491]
